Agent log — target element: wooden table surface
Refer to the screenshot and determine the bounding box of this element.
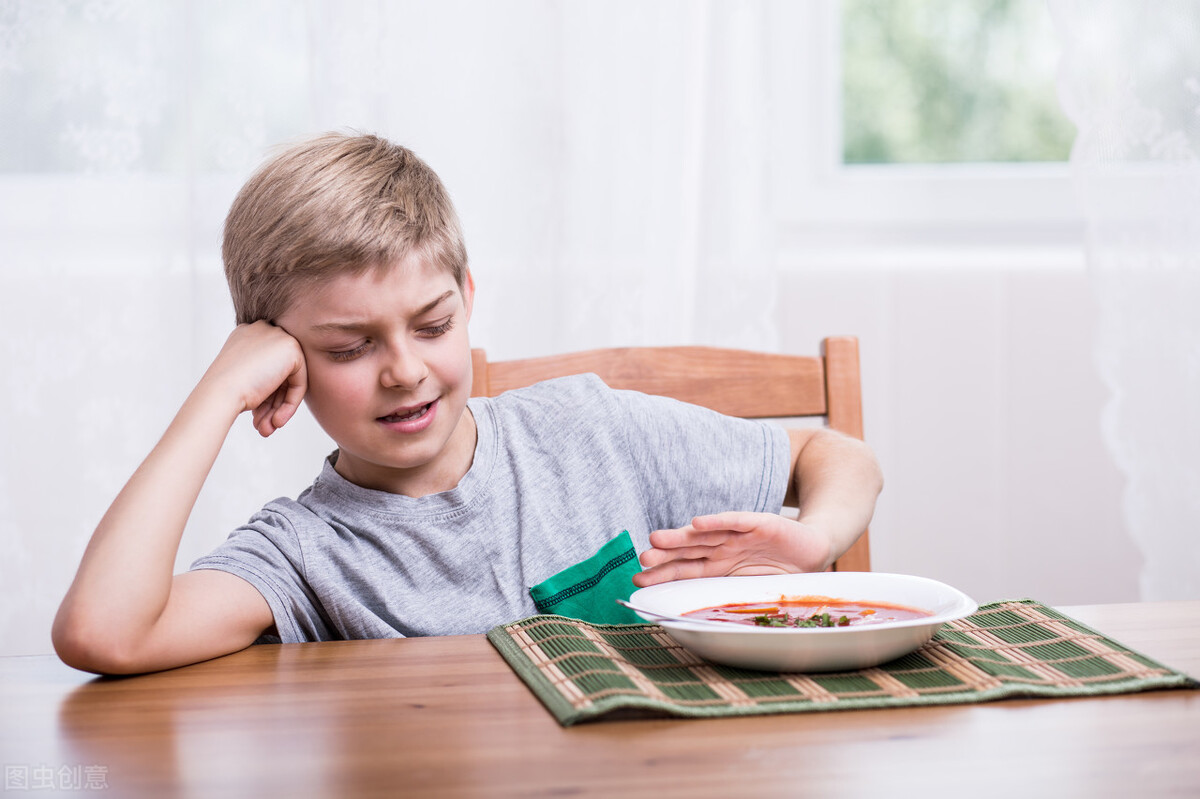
[3,601,1198,798]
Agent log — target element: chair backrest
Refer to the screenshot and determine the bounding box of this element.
[470,336,871,572]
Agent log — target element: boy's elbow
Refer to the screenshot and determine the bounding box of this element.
[52,609,147,676]
[52,624,105,675]
[866,449,884,496]
[840,432,884,496]
[820,429,884,491]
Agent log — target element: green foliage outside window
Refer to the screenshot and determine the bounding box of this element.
[842,0,1075,164]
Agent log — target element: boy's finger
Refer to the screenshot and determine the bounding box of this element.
[647,526,731,549]
[272,403,299,430]
[268,387,301,429]
[638,543,723,569]
[633,557,712,586]
[691,511,768,533]
[251,401,271,429]
[270,370,307,430]
[252,393,285,437]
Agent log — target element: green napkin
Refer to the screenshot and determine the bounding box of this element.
[529,530,643,625]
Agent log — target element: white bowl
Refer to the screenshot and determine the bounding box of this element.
[627,572,977,672]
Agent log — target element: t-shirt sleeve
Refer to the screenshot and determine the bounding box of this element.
[609,386,792,531]
[189,500,335,644]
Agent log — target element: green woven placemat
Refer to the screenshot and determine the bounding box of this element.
[486,599,1198,726]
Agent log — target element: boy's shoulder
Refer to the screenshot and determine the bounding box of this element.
[477,372,614,411]
[472,373,625,443]
[478,370,720,425]
[501,371,607,396]
[476,371,721,451]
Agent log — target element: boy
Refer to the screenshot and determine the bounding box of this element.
[53,133,882,675]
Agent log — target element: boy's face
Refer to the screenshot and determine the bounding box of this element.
[276,257,476,497]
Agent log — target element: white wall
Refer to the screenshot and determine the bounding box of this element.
[776,257,1140,607]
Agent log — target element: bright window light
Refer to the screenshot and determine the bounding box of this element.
[841,0,1074,165]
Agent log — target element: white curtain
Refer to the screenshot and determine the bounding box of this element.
[1051,0,1200,599]
[0,0,776,655]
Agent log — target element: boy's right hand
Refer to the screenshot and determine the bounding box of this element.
[202,321,308,437]
[55,320,299,674]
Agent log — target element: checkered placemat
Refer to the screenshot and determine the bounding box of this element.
[486,599,1198,726]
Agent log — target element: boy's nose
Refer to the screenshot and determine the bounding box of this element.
[380,344,428,389]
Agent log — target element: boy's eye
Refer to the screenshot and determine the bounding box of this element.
[419,318,455,338]
[328,342,370,362]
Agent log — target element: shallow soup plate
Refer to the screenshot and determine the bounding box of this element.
[626,572,977,672]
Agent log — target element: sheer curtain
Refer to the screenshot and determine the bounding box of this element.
[0,0,776,655]
[1051,0,1200,600]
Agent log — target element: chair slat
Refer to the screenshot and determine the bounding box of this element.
[481,346,827,419]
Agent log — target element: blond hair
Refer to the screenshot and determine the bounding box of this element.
[222,133,468,324]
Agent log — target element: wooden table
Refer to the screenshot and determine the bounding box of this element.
[3,602,1198,797]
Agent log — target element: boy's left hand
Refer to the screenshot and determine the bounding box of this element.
[632,511,835,588]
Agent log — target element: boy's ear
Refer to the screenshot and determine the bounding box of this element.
[462,270,476,321]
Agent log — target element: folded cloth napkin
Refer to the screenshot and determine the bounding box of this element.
[529,530,643,625]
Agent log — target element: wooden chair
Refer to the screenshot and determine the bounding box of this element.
[470,336,871,572]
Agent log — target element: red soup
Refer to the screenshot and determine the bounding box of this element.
[682,594,932,628]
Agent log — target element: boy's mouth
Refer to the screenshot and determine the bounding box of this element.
[378,401,435,423]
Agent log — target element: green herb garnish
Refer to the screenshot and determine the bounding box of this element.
[752,612,852,628]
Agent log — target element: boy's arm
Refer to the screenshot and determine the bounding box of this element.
[53,322,306,674]
[632,427,882,586]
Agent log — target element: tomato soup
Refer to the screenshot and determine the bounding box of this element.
[682,594,932,628]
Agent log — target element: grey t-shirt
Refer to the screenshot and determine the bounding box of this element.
[191,374,791,642]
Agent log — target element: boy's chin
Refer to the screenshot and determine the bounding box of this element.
[332,436,475,495]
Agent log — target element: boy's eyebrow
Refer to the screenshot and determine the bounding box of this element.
[309,290,456,332]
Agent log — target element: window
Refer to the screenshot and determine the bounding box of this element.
[842,0,1073,165]
[768,0,1084,260]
